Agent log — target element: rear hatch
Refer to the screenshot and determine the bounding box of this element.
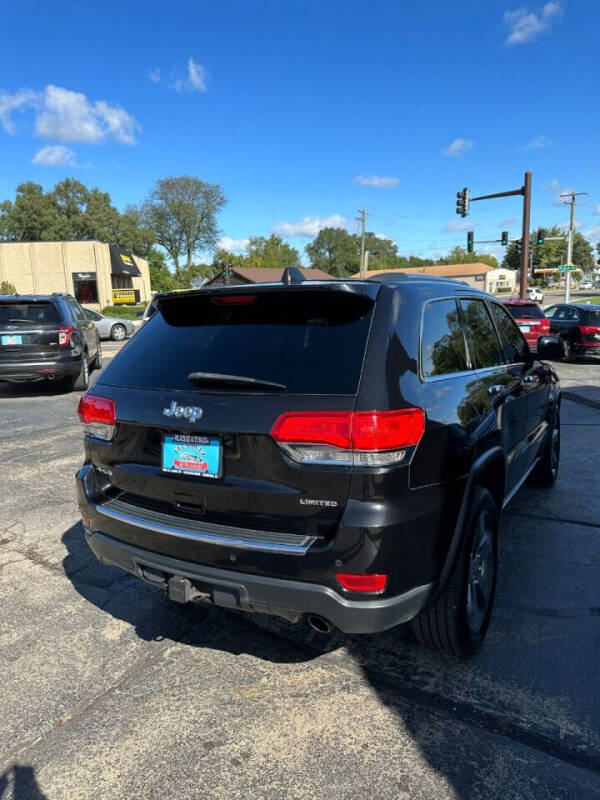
[0,299,62,362]
[504,302,548,340]
[90,284,378,539]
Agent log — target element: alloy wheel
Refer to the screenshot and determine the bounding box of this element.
[466,510,496,634]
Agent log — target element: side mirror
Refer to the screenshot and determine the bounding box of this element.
[537,335,565,361]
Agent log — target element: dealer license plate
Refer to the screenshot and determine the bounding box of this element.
[1,334,22,345]
[162,434,222,479]
[518,325,530,333]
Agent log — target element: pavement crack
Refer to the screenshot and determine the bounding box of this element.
[504,510,600,531]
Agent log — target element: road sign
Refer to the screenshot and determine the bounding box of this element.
[557,264,577,271]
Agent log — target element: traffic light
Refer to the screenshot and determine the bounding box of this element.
[456,187,470,217]
[467,231,474,254]
[501,231,509,246]
[515,239,522,257]
[536,228,545,245]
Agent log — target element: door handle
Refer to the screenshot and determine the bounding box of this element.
[521,374,540,386]
[487,384,504,396]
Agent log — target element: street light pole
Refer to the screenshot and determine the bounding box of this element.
[560,191,587,303]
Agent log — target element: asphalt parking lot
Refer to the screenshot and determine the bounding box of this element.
[1,347,599,799]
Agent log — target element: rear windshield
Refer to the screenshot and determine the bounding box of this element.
[0,302,58,325]
[504,303,545,320]
[585,308,600,325]
[100,289,375,394]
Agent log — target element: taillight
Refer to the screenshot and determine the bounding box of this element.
[271,408,425,466]
[58,325,73,346]
[580,325,600,335]
[212,295,257,305]
[336,573,388,593]
[77,394,116,441]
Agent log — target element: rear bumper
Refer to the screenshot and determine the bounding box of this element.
[84,528,432,634]
[0,356,81,381]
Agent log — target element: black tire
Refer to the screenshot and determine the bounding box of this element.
[91,344,103,371]
[528,407,560,487]
[563,340,575,362]
[111,324,126,341]
[70,354,90,391]
[411,487,498,657]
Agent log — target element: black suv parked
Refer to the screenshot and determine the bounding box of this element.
[544,303,600,359]
[76,274,563,656]
[0,293,101,390]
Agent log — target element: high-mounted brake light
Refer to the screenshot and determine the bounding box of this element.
[212,295,257,305]
[336,573,388,593]
[271,409,425,466]
[58,325,73,346]
[77,394,116,441]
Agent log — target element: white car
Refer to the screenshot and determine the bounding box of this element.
[527,287,544,303]
[579,280,593,290]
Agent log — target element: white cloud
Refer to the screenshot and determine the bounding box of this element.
[271,214,349,238]
[149,68,161,84]
[543,178,559,191]
[354,175,400,188]
[593,205,600,216]
[374,233,395,242]
[32,145,77,167]
[218,236,250,253]
[174,58,209,92]
[35,85,139,144]
[443,137,474,157]
[0,85,139,145]
[0,88,38,134]
[499,217,518,228]
[583,224,600,240]
[504,2,562,46]
[523,134,552,149]
[444,219,479,232]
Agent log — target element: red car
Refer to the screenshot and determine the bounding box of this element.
[502,300,550,351]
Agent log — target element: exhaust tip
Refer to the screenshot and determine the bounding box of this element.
[46,373,56,381]
[307,615,332,634]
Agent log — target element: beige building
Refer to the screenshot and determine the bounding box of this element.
[352,263,515,294]
[0,241,151,309]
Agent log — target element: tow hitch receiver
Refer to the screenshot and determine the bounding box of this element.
[168,575,203,604]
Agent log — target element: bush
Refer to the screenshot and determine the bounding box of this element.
[101,304,146,319]
[0,280,17,294]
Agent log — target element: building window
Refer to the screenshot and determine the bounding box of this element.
[72,272,98,304]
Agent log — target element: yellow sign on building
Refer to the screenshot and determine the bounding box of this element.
[112,289,137,305]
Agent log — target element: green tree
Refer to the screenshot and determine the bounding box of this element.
[437,246,498,269]
[245,235,300,269]
[140,176,226,277]
[147,251,178,292]
[502,226,594,274]
[306,227,359,277]
[0,280,17,294]
[0,182,68,241]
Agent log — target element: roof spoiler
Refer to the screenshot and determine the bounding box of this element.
[282,267,305,285]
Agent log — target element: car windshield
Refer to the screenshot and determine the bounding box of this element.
[0,302,58,325]
[504,303,545,320]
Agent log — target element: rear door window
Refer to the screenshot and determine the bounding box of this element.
[585,308,600,325]
[420,299,468,377]
[100,289,375,394]
[459,299,504,369]
[488,302,529,363]
[0,302,59,326]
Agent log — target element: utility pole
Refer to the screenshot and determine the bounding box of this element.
[560,191,587,303]
[358,209,367,278]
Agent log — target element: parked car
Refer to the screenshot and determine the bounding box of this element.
[83,308,134,341]
[76,273,563,657]
[502,299,550,351]
[579,280,593,290]
[544,303,600,359]
[527,286,544,303]
[138,297,159,327]
[0,292,101,389]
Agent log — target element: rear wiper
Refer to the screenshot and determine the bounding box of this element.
[187,371,287,391]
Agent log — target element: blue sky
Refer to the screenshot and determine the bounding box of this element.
[1,0,598,263]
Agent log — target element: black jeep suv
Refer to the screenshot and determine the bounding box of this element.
[76,274,562,656]
[0,293,101,390]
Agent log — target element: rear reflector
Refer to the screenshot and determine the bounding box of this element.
[336,573,388,593]
[77,394,116,441]
[212,295,257,305]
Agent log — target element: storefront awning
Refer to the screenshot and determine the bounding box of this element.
[109,245,142,277]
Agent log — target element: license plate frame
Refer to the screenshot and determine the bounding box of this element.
[162,433,222,479]
[1,334,23,346]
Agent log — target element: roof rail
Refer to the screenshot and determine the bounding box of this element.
[367,272,469,286]
[281,267,305,285]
